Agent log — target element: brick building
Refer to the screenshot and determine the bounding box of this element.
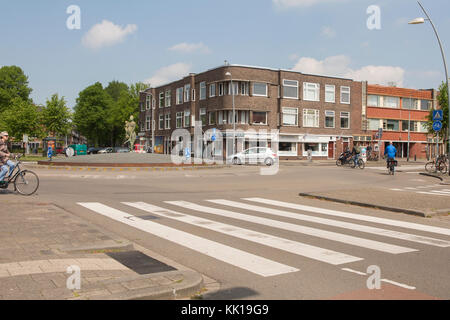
[139,64,365,160]
[364,84,443,160]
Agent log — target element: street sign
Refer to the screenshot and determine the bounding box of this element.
[432,110,444,121]
[433,120,443,132]
[185,147,191,158]
[211,128,217,142]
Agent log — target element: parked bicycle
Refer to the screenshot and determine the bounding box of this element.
[366,151,379,162]
[425,155,448,174]
[0,154,39,196]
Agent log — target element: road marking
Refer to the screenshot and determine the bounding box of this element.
[389,189,404,191]
[209,200,450,248]
[171,201,416,254]
[124,202,361,265]
[429,190,450,195]
[243,198,450,236]
[341,268,416,290]
[417,191,450,197]
[77,203,298,277]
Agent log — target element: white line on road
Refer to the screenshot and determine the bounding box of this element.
[77,203,299,277]
[171,201,416,254]
[417,191,450,197]
[124,202,362,266]
[209,200,450,248]
[243,198,450,236]
[341,268,416,290]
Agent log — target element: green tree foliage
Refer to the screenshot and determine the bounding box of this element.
[41,94,72,137]
[1,98,42,139]
[73,82,112,147]
[105,81,129,102]
[0,66,33,113]
[425,82,448,143]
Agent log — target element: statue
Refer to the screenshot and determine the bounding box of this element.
[124,115,137,151]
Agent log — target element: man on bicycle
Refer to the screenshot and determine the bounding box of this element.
[0,132,15,185]
[384,141,397,168]
[352,145,361,167]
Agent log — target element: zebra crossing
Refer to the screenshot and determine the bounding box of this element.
[77,198,450,278]
[390,184,450,197]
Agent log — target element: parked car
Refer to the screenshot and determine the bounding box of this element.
[227,147,278,166]
[87,147,102,155]
[98,147,113,154]
[114,147,130,153]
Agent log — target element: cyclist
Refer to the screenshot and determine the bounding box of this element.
[351,145,361,167]
[0,132,15,185]
[384,141,397,169]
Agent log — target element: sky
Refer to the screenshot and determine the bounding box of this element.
[0,0,449,109]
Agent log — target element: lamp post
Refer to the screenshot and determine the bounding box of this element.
[409,1,450,175]
[225,71,236,155]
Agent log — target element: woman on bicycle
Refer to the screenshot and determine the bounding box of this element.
[0,132,15,185]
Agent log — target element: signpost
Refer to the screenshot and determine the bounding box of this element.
[433,110,444,157]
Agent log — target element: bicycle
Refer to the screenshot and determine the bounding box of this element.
[387,158,397,175]
[350,155,365,170]
[367,151,379,162]
[0,154,39,196]
[425,155,448,174]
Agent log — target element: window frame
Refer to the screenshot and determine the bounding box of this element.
[303,109,320,128]
[159,92,165,108]
[159,114,164,130]
[303,82,320,102]
[282,107,299,126]
[199,82,206,100]
[184,84,191,103]
[210,83,216,97]
[165,113,171,130]
[176,88,183,105]
[325,85,336,103]
[340,111,350,129]
[324,110,335,128]
[282,79,299,100]
[340,86,351,104]
[252,82,268,97]
[165,90,171,107]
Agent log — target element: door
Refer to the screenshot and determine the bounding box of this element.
[328,142,334,159]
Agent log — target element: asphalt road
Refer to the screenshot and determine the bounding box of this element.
[4,164,450,300]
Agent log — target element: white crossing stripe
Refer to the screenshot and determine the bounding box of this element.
[209,200,450,248]
[243,198,450,236]
[417,191,450,197]
[430,190,450,195]
[124,202,362,265]
[341,268,416,290]
[170,201,416,254]
[77,203,298,277]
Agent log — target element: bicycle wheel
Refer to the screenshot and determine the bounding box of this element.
[14,170,39,196]
[438,162,448,174]
[425,162,436,173]
[358,159,365,170]
[336,159,342,166]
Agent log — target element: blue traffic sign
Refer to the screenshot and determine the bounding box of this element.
[184,147,191,158]
[211,128,216,142]
[433,120,443,132]
[433,110,444,121]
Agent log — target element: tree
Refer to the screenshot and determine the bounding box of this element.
[105,81,129,102]
[105,81,129,146]
[41,94,72,137]
[0,98,42,140]
[0,66,33,114]
[425,82,449,148]
[73,82,112,147]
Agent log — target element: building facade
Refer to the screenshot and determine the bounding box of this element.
[139,64,365,160]
[365,84,442,160]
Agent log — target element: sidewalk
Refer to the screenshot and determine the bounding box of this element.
[0,201,209,300]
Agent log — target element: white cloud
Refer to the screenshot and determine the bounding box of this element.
[321,26,336,38]
[144,63,192,87]
[292,55,405,86]
[169,42,211,54]
[273,0,348,8]
[82,20,137,50]
[289,53,300,61]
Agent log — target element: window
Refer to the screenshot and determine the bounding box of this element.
[159,114,164,130]
[200,108,207,126]
[420,100,432,111]
[165,90,171,107]
[140,122,145,132]
[252,82,268,97]
[228,110,236,124]
[252,112,267,125]
[218,83,224,96]
[325,110,335,128]
[402,98,418,110]
[340,112,350,129]
[200,82,206,100]
[368,119,381,130]
[240,82,249,95]
[402,120,418,132]
[192,89,195,101]
[209,112,216,125]
[176,112,183,128]
[383,119,399,131]
[230,82,239,96]
[325,85,335,103]
[184,110,191,127]
[165,113,171,129]
[176,88,183,105]
[368,95,381,107]
[159,92,164,108]
[420,122,428,133]
[146,95,152,110]
[383,96,399,108]
[303,83,320,101]
[283,80,298,99]
[184,84,191,102]
[303,109,320,128]
[240,110,249,124]
[210,83,216,97]
[282,107,298,126]
[146,116,151,131]
[279,142,297,155]
[340,86,351,104]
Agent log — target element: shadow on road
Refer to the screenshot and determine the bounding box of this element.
[201,287,259,300]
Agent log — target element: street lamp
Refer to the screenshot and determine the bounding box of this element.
[225,71,236,155]
[409,1,450,175]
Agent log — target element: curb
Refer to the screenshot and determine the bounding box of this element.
[299,193,433,218]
